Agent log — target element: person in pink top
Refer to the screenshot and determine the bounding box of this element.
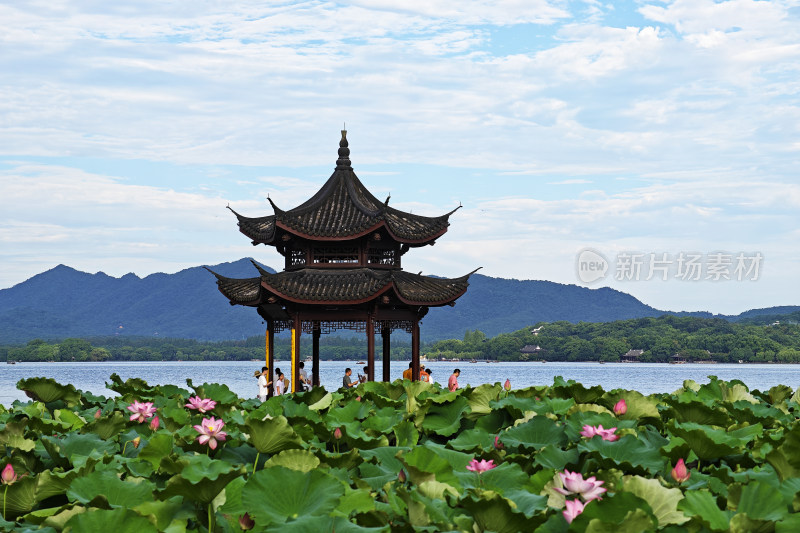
[448,369,460,391]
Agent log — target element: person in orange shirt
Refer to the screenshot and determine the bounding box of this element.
[420,365,430,382]
[402,362,413,380]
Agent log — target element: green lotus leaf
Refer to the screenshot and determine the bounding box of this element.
[67,469,155,508]
[361,406,403,434]
[16,377,82,406]
[326,400,372,426]
[216,476,246,516]
[0,475,38,520]
[678,490,732,531]
[65,507,158,533]
[308,392,334,411]
[466,383,502,417]
[40,432,117,468]
[393,419,418,447]
[160,456,243,504]
[622,475,688,526]
[501,415,567,451]
[605,390,660,420]
[400,445,460,489]
[358,461,397,491]
[245,414,303,454]
[105,374,158,398]
[132,496,186,532]
[282,401,323,424]
[53,409,85,431]
[242,466,345,526]
[729,513,772,532]
[460,491,542,533]
[279,515,388,533]
[334,486,377,516]
[360,446,404,473]
[534,444,579,470]
[417,479,459,501]
[666,398,731,426]
[420,396,469,437]
[0,420,35,452]
[722,382,758,404]
[158,402,191,432]
[736,480,789,521]
[83,410,127,440]
[447,427,494,452]
[668,422,743,461]
[571,491,657,532]
[578,434,665,473]
[186,381,239,407]
[35,467,85,503]
[137,431,174,470]
[315,448,362,470]
[776,513,800,532]
[265,449,320,472]
[553,376,605,403]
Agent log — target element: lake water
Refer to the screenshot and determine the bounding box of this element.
[2,360,799,406]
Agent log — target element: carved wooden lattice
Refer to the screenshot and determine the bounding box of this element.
[311,246,359,264]
[289,249,306,266]
[367,247,397,266]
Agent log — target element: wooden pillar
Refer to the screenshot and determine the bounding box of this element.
[312,322,320,387]
[267,320,275,398]
[366,315,375,382]
[411,319,420,381]
[382,326,391,382]
[292,315,301,393]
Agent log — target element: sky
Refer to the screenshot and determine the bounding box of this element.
[1,0,799,316]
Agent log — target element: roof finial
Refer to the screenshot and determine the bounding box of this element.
[336,128,351,169]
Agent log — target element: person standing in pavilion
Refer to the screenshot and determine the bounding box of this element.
[448,369,460,391]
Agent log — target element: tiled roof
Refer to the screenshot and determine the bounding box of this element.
[230,131,457,244]
[207,264,475,306]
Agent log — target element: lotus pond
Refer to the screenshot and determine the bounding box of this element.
[1,374,800,532]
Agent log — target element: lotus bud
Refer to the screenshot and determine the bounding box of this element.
[94,408,102,420]
[398,469,406,483]
[149,415,160,431]
[1,464,17,485]
[132,436,141,449]
[504,379,511,391]
[494,435,504,450]
[356,396,361,402]
[613,398,627,416]
[239,512,255,530]
[671,458,691,483]
[333,427,342,440]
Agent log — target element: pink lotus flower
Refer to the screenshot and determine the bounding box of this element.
[494,435,504,450]
[127,401,157,423]
[239,513,255,530]
[1,464,17,485]
[193,416,227,450]
[466,459,496,473]
[580,424,619,441]
[94,408,102,420]
[504,379,511,391]
[185,396,217,413]
[333,427,342,440]
[613,398,627,416]
[149,415,160,431]
[671,458,691,483]
[563,499,585,524]
[555,470,607,501]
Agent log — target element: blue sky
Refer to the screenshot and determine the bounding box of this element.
[1,0,799,315]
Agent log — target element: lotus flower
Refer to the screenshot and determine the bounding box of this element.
[580,424,619,441]
[193,416,227,450]
[94,408,102,420]
[504,379,511,391]
[132,436,141,449]
[671,458,691,483]
[185,396,217,413]
[494,435,504,450]
[563,499,585,524]
[1,464,17,485]
[555,470,607,501]
[333,427,342,440]
[149,415,160,431]
[398,469,407,483]
[613,398,627,416]
[239,513,255,530]
[466,459,496,473]
[127,401,157,423]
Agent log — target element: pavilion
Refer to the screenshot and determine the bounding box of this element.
[207,131,476,392]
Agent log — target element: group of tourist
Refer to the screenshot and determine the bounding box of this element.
[255,363,462,400]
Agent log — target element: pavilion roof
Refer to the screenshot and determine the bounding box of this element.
[230,131,458,245]
[206,263,477,307]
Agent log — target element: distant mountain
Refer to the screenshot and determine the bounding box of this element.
[0,259,794,343]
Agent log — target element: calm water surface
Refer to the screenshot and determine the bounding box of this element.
[2,361,799,406]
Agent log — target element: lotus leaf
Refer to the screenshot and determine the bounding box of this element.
[245,414,302,454]
[501,415,567,451]
[0,420,35,452]
[736,480,789,521]
[83,410,127,440]
[461,491,542,533]
[67,470,155,508]
[65,507,158,533]
[0,475,37,520]
[465,383,502,416]
[40,432,117,469]
[578,434,665,473]
[678,489,732,531]
[264,449,320,472]
[16,377,81,406]
[420,396,469,436]
[242,466,345,526]
[393,419,419,447]
[622,475,688,526]
[136,431,174,470]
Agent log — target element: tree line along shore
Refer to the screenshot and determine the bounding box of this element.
[1,315,799,364]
